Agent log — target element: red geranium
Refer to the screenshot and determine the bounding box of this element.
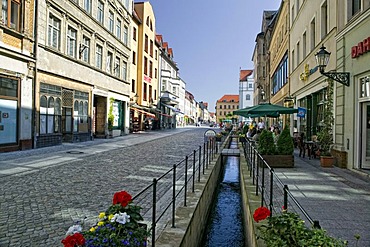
[253,206,271,223]
[61,232,85,247]
[112,191,132,207]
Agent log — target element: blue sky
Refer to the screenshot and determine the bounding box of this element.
[149,0,281,112]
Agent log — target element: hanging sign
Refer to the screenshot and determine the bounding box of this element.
[297,107,306,118]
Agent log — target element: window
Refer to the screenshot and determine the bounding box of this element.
[149,61,153,78]
[228,105,231,109]
[291,4,295,23]
[131,79,135,93]
[360,76,370,98]
[124,0,129,10]
[310,18,316,51]
[84,0,91,14]
[0,76,18,97]
[352,0,361,15]
[272,54,289,94]
[149,85,152,101]
[246,94,251,100]
[116,19,121,39]
[73,92,89,132]
[132,51,136,64]
[122,61,127,81]
[162,80,166,91]
[248,84,253,88]
[96,44,102,69]
[297,41,300,64]
[133,27,137,41]
[144,35,148,52]
[150,40,153,57]
[321,1,327,39]
[123,26,128,45]
[292,49,295,69]
[114,57,120,77]
[219,105,222,109]
[81,36,90,62]
[146,16,149,26]
[108,11,114,32]
[303,32,307,57]
[1,0,20,31]
[144,56,148,75]
[143,82,147,101]
[48,14,61,49]
[67,26,77,58]
[40,95,61,134]
[107,52,113,73]
[172,86,176,94]
[97,1,104,24]
[155,68,157,79]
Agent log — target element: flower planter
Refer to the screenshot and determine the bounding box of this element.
[320,156,334,167]
[262,154,294,168]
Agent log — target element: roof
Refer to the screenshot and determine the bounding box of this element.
[217,95,239,103]
[240,70,253,81]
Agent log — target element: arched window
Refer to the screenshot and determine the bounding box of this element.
[73,100,79,132]
[246,94,251,100]
[150,20,153,31]
[146,17,149,26]
[55,98,61,132]
[47,97,55,133]
[40,96,47,134]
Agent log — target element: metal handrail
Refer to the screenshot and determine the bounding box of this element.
[242,138,318,227]
[130,134,227,247]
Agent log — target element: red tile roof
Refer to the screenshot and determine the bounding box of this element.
[240,70,253,81]
[217,95,239,103]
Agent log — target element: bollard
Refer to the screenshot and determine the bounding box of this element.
[184,156,188,207]
[198,146,201,182]
[152,178,157,247]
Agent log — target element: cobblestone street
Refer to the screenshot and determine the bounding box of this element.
[0,128,212,246]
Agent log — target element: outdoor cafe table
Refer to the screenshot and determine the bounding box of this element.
[304,141,320,159]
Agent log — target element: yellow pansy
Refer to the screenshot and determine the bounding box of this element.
[89,227,96,232]
[108,214,114,220]
[97,221,104,226]
[98,212,105,219]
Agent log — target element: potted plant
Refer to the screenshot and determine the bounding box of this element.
[317,79,335,167]
[108,97,115,137]
[273,125,295,167]
[61,191,150,247]
[257,129,276,155]
[253,207,347,246]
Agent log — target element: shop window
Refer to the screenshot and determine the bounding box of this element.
[0,76,18,97]
[360,76,370,98]
[40,95,61,134]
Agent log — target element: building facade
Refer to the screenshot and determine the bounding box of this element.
[215,95,239,123]
[239,69,254,122]
[289,0,337,142]
[0,0,35,151]
[35,0,132,147]
[132,2,159,131]
[269,0,290,128]
[336,0,370,169]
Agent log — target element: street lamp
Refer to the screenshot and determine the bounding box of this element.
[130,93,139,106]
[315,45,350,87]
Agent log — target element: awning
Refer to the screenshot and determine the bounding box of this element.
[158,112,172,118]
[131,107,156,117]
[161,103,184,114]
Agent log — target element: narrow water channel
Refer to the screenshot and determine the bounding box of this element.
[201,140,245,247]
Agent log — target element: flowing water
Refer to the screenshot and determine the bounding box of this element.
[201,140,245,247]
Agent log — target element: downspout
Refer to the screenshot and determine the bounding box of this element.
[32,0,39,149]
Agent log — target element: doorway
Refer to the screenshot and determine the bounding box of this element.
[361,102,370,169]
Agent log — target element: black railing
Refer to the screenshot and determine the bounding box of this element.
[241,139,320,228]
[132,135,226,247]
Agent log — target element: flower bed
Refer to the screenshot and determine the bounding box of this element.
[62,191,150,247]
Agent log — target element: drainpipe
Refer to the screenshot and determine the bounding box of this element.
[32,0,39,149]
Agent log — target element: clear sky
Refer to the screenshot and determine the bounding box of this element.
[148,0,281,112]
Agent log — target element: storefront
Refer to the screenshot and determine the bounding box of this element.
[0,62,33,152]
[337,11,370,170]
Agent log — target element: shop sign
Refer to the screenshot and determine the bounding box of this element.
[351,36,370,58]
[144,75,151,83]
[299,64,318,81]
[297,107,306,118]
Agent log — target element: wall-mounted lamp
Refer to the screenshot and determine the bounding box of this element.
[257,85,265,100]
[79,43,87,59]
[130,93,139,106]
[315,45,350,87]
